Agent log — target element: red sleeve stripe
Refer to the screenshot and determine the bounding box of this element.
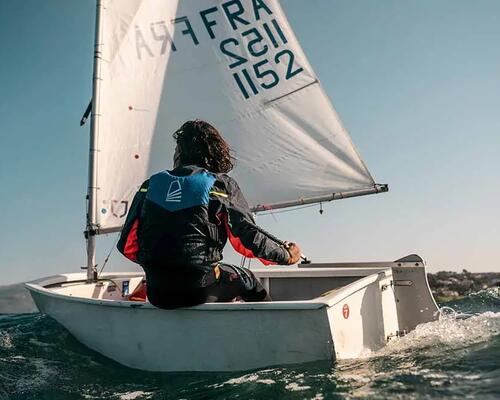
[220,212,277,266]
[124,218,140,262]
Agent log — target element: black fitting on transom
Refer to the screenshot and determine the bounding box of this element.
[84,228,98,239]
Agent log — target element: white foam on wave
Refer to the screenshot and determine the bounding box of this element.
[228,373,259,384]
[212,368,320,394]
[117,391,153,400]
[256,379,276,385]
[473,286,500,299]
[0,332,13,349]
[285,382,311,391]
[381,311,500,355]
[347,309,500,362]
[14,357,58,392]
[0,355,26,363]
[209,372,277,388]
[334,311,500,397]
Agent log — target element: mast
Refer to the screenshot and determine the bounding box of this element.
[86,0,104,282]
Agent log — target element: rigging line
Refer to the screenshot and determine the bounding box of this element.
[258,203,319,216]
[259,207,278,222]
[97,233,121,277]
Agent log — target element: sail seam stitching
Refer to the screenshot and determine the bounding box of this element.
[264,79,319,106]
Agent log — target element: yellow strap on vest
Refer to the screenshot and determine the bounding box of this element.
[214,264,221,280]
[209,190,228,198]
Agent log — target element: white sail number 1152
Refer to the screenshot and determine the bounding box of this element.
[220,19,304,99]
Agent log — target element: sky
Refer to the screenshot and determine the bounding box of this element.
[1,0,499,285]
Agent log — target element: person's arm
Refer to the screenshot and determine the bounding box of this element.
[215,177,298,265]
[117,180,149,262]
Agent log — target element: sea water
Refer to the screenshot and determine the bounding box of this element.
[0,289,499,399]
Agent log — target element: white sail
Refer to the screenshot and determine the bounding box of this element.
[93,0,378,232]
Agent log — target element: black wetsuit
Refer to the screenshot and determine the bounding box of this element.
[117,165,289,309]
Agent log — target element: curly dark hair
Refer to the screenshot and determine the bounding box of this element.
[173,120,234,173]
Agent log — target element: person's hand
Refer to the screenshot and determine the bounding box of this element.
[285,242,301,265]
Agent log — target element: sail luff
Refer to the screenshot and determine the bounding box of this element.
[85,0,105,281]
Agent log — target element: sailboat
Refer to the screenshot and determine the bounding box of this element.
[26,0,439,372]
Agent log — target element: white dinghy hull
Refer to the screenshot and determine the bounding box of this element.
[26,256,438,372]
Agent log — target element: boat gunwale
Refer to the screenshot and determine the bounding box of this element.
[252,266,393,278]
[25,268,393,312]
[24,281,327,311]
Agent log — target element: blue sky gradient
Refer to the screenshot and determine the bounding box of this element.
[1,0,499,285]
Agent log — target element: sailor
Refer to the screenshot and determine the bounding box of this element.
[117,120,301,309]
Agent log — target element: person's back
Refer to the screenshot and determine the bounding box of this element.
[118,120,301,308]
[138,166,220,276]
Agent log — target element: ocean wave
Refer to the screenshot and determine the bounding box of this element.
[210,371,277,388]
[0,291,498,399]
[443,287,500,314]
[115,391,154,400]
[333,307,500,399]
[382,311,500,354]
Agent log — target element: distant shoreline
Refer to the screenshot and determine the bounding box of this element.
[428,270,500,302]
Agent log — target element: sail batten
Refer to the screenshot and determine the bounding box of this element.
[92,0,383,233]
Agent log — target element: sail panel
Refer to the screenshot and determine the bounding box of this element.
[95,0,376,231]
